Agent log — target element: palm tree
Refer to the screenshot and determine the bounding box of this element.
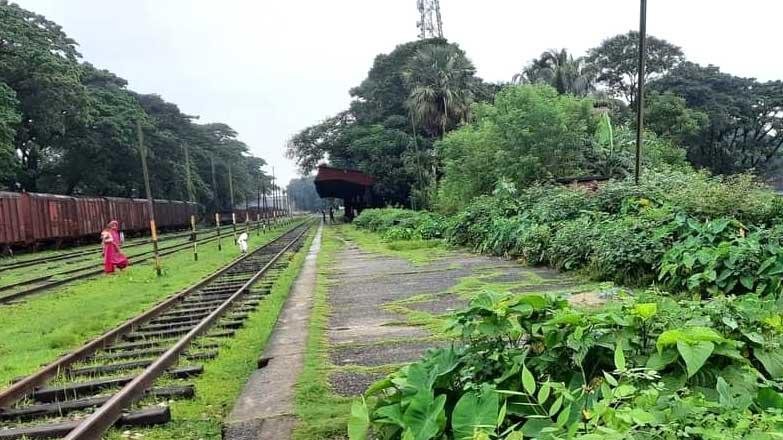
[403,44,476,138]
[513,49,595,97]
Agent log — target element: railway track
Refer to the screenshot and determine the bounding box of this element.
[0,220,313,439]
[0,218,278,273]
[0,218,300,305]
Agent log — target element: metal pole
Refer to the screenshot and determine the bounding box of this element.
[228,164,237,242]
[182,143,197,261]
[210,157,219,211]
[137,120,162,276]
[256,176,261,231]
[261,179,268,229]
[215,212,222,251]
[635,0,647,186]
[244,191,250,234]
[272,166,277,224]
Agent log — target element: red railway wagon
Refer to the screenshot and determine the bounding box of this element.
[0,192,26,245]
[0,192,197,248]
[213,207,279,225]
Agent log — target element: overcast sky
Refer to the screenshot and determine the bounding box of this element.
[17,0,783,185]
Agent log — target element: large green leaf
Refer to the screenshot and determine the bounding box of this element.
[348,398,370,440]
[646,348,679,370]
[451,388,499,440]
[374,404,404,427]
[402,391,447,440]
[520,418,555,437]
[656,327,725,351]
[522,366,536,395]
[676,340,714,377]
[756,388,783,410]
[754,349,783,379]
[614,340,626,371]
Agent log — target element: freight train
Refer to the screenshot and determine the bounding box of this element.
[0,191,198,249]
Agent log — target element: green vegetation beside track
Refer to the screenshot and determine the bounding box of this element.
[103,225,317,440]
[0,221,304,388]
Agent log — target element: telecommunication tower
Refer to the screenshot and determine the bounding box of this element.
[416,0,443,39]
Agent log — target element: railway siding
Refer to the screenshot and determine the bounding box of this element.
[0,221,314,439]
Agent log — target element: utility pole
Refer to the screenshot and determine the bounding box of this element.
[210,156,221,250]
[272,166,277,223]
[228,164,237,242]
[261,177,268,228]
[137,120,162,276]
[635,0,647,186]
[210,157,219,211]
[256,175,262,235]
[182,143,198,261]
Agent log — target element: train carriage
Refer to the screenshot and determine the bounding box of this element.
[26,193,79,242]
[0,191,26,245]
[0,191,199,248]
[74,196,109,238]
[107,197,145,231]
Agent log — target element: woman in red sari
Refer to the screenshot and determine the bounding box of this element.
[102,220,129,274]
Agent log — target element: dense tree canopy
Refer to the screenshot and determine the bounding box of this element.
[651,62,783,174]
[435,84,687,212]
[587,31,684,106]
[287,38,493,208]
[0,1,268,213]
[514,49,594,97]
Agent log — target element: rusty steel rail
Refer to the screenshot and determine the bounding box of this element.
[0,220,309,408]
[63,221,312,439]
[0,219,302,305]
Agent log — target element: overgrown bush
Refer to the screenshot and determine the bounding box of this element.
[547,215,601,271]
[659,218,783,297]
[350,290,783,439]
[589,209,678,284]
[353,208,447,242]
[355,168,783,297]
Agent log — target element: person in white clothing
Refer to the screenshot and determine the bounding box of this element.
[237,232,249,253]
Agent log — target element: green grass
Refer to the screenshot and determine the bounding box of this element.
[293,226,353,440]
[337,225,447,265]
[0,221,282,286]
[103,225,317,440]
[0,221,303,387]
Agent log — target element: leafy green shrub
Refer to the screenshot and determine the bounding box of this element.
[354,209,447,241]
[547,215,601,271]
[588,209,678,284]
[351,290,783,439]
[659,218,783,297]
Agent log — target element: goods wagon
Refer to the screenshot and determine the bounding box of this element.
[0,191,197,248]
[213,207,279,225]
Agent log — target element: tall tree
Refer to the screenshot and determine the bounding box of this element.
[651,62,783,174]
[643,91,708,144]
[47,64,148,195]
[587,31,684,106]
[513,49,595,97]
[403,44,477,138]
[288,39,486,208]
[0,0,90,190]
[0,82,20,186]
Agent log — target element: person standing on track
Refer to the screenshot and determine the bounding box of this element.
[101,220,129,274]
